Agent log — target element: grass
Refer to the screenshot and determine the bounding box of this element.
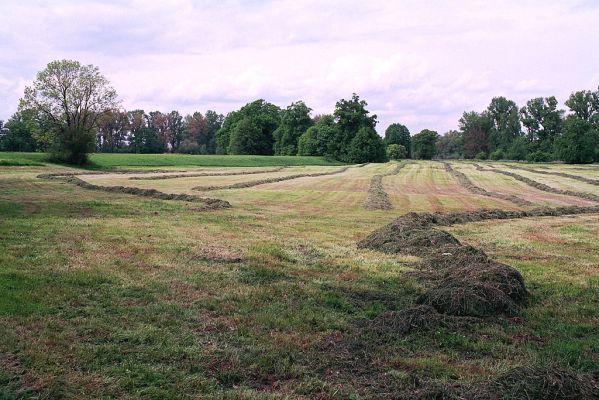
[0,152,344,169]
[0,159,598,398]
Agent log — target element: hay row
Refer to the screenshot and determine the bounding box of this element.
[129,167,286,180]
[41,169,186,177]
[504,163,599,186]
[363,163,407,210]
[443,162,532,207]
[191,164,364,191]
[37,173,231,210]
[475,164,599,203]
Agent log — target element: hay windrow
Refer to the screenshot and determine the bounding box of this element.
[37,173,231,210]
[474,164,599,203]
[363,162,408,210]
[506,163,599,186]
[443,162,532,206]
[129,167,286,180]
[192,164,364,191]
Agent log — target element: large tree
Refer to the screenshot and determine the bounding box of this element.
[556,116,598,164]
[520,96,563,153]
[565,88,599,124]
[435,130,463,159]
[19,59,119,164]
[273,101,313,155]
[411,129,439,160]
[333,94,377,162]
[459,111,491,159]
[347,127,387,163]
[487,97,521,152]
[297,115,338,157]
[96,109,129,152]
[384,123,411,157]
[0,110,40,152]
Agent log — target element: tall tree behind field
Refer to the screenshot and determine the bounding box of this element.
[565,87,599,124]
[273,101,313,155]
[384,123,411,158]
[147,111,170,152]
[204,110,224,154]
[97,110,129,152]
[167,111,184,151]
[333,93,377,162]
[519,97,563,154]
[0,110,41,152]
[436,130,463,159]
[411,129,439,159]
[459,111,491,159]
[487,97,522,152]
[127,110,161,153]
[297,115,339,157]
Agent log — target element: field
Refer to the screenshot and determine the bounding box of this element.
[1,154,598,399]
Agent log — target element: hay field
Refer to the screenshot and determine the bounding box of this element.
[1,157,598,399]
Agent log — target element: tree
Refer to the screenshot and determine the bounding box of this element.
[273,101,313,155]
[411,129,439,159]
[565,88,599,124]
[19,59,119,164]
[216,100,280,155]
[0,110,39,152]
[555,116,598,164]
[435,130,463,159]
[96,109,128,152]
[487,97,521,152]
[333,94,377,161]
[167,111,184,151]
[297,115,338,157]
[520,97,563,153]
[459,111,491,158]
[387,144,407,160]
[204,110,224,154]
[346,127,387,163]
[384,123,411,157]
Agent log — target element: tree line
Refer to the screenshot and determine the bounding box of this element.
[0,60,597,164]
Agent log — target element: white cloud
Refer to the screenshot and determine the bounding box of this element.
[1,0,598,134]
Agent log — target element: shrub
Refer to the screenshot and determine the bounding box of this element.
[475,151,488,160]
[387,144,407,160]
[490,149,504,160]
[526,151,553,163]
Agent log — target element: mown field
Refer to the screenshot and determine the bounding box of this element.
[0,154,598,399]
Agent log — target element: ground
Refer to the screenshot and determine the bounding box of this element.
[0,153,598,399]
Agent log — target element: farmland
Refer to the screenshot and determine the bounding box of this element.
[1,155,598,399]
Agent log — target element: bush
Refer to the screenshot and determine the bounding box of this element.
[490,150,504,160]
[387,144,407,160]
[178,139,202,154]
[475,151,488,160]
[526,151,553,163]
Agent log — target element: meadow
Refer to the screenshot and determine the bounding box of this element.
[0,153,598,399]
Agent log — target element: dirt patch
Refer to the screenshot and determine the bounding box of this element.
[506,164,599,186]
[475,164,599,203]
[130,167,285,180]
[37,173,231,210]
[192,165,364,191]
[443,162,532,207]
[363,163,408,210]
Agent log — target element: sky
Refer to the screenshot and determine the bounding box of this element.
[1,0,598,135]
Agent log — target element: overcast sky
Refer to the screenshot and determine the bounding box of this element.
[1,0,598,134]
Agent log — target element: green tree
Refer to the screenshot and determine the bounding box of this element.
[412,129,439,159]
[297,115,338,157]
[565,88,599,124]
[96,109,128,152]
[333,94,377,161]
[487,97,521,152]
[555,116,598,164]
[204,110,224,154]
[19,59,119,164]
[167,110,184,151]
[459,111,491,158]
[346,127,387,163]
[435,130,463,159]
[216,100,281,155]
[0,110,40,152]
[384,123,411,157]
[520,97,563,153]
[273,101,313,155]
[387,144,407,160]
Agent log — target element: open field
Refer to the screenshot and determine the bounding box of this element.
[1,156,598,399]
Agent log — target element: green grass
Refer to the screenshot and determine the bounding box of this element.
[0,152,344,169]
[0,161,598,398]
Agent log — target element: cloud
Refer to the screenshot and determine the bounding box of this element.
[1,0,598,134]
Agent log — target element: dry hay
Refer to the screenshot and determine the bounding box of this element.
[371,305,480,334]
[443,162,532,207]
[192,165,363,191]
[492,365,599,400]
[38,173,231,210]
[475,164,599,203]
[363,162,408,210]
[129,167,285,180]
[506,164,599,186]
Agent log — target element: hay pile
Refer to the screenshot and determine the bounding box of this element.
[363,163,408,210]
[443,162,532,206]
[38,173,231,210]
